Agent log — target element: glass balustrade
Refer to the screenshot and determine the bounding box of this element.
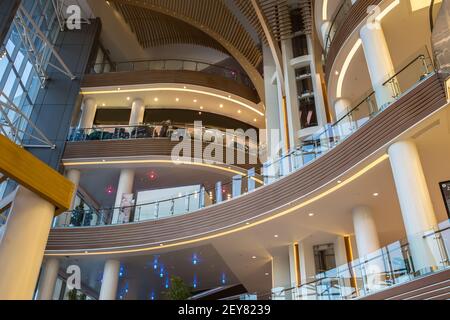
[324,0,354,59]
[67,123,259,152]
[90,58,254,90]
[59,52,436,229]
[270,221,450,300]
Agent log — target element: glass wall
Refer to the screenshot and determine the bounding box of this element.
[0,0,60,199]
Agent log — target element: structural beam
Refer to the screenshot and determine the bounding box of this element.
[0,134,75,214]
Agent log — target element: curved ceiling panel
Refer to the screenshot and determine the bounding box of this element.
[111,2,228,54]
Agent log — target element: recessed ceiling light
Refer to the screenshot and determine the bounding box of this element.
[200,106,204,110]
[176,98,180,102]
[274,235,279,238]
[373,193,379,197]
[154,98,159,102]
[238,110,242,114]
[117,87,121,91]
[265,273,270,276]
[335,70,339,75]
[183,86,187,89]
[252,256,257,259]
[253,118,257,122]
[126,97,131,101]
[198,112,202,115]
[308,213,315,217]
[193,99,198,103]
[337,180,342,184]
[102,103,106,106]
[219,104,223,108]
[246,222,250,225]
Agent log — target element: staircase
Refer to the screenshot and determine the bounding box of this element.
[361,269,450,300]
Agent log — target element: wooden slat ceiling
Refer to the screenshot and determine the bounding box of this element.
[111,2,228,54]
[109,0,263,68]
[234,0,313,44]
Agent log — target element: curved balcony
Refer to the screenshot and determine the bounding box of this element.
[63,123,260,172]
[46,59,448,254]
[324,0,383,82]
[82,58,260,104]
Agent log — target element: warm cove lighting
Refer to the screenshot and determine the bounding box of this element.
[409,0,441,12]
[336,39,362,98]
[375,0,400,22]
[322,0,328,21]
[64,159,263,184]
[81,87,265,116]
[48,155,389,257]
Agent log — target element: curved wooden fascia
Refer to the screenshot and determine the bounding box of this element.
[45,75,447,255]
[111,0,265,104]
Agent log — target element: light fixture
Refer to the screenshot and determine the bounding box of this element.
[154,97,159,102]
[373,193,379,197]
[265,272,270,276]
[337,180,342,184]
[176,98,180,102]
[219,104,223,108]
[337,39,362,98]
[308,213,315,217]
[335,70,340,76]
[117,88,121,91]
[193,99,198,103]
[252,256,257,259]
[126,97,131,101]
[274,235,279,238]
[200,106,204,110]
[253,118,257,122]
[102,103,106,106]
[238,110,242,114]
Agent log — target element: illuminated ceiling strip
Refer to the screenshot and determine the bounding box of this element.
[47,155,389,257]
[336,39,362,98]
[82,87,265,116]
[63,159,264,184]
[375,0,400,22]
[322,0,328,21]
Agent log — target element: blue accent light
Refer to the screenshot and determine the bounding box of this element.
[153,256,159,270]
[193,274,198,289]
[192,253,199,265]
[159,266,164,278]
[165,277,170,289]
[221,273,227,285]
[150,291,156,300]
[119,265,125,278]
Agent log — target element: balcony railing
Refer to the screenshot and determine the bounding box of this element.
[57,170,262,227]
[270,221,450,300]
[57,51,437,228]
[263,50,435,183]
[90,58,255,90]
[67,122,259,155]
[323,0,354,59]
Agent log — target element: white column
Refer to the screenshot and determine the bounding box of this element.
[37,258,60,300]
[129,98,145,126]
[57,169,81,227]
[99,259,120,300]
[0,187,55,300]
[388,140,438,272]
[79,98,97,129]
[352,206,380,257]
[112,169,135,224]
[271,249,292,300]
[360,21,396,109]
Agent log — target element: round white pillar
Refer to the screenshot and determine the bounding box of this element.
[360,21,396,109]
[388,140,438,272]
[79,98,97,129]
[352,206,381,257]
[112,169,135,224]
[37,258,60,300]
[56,169,81,227]
[99,259,120,300]
[0,187,55,300]
[129,98,145,126]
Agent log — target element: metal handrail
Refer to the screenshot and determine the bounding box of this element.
[324,0,352,58]
[91,58,254,89]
